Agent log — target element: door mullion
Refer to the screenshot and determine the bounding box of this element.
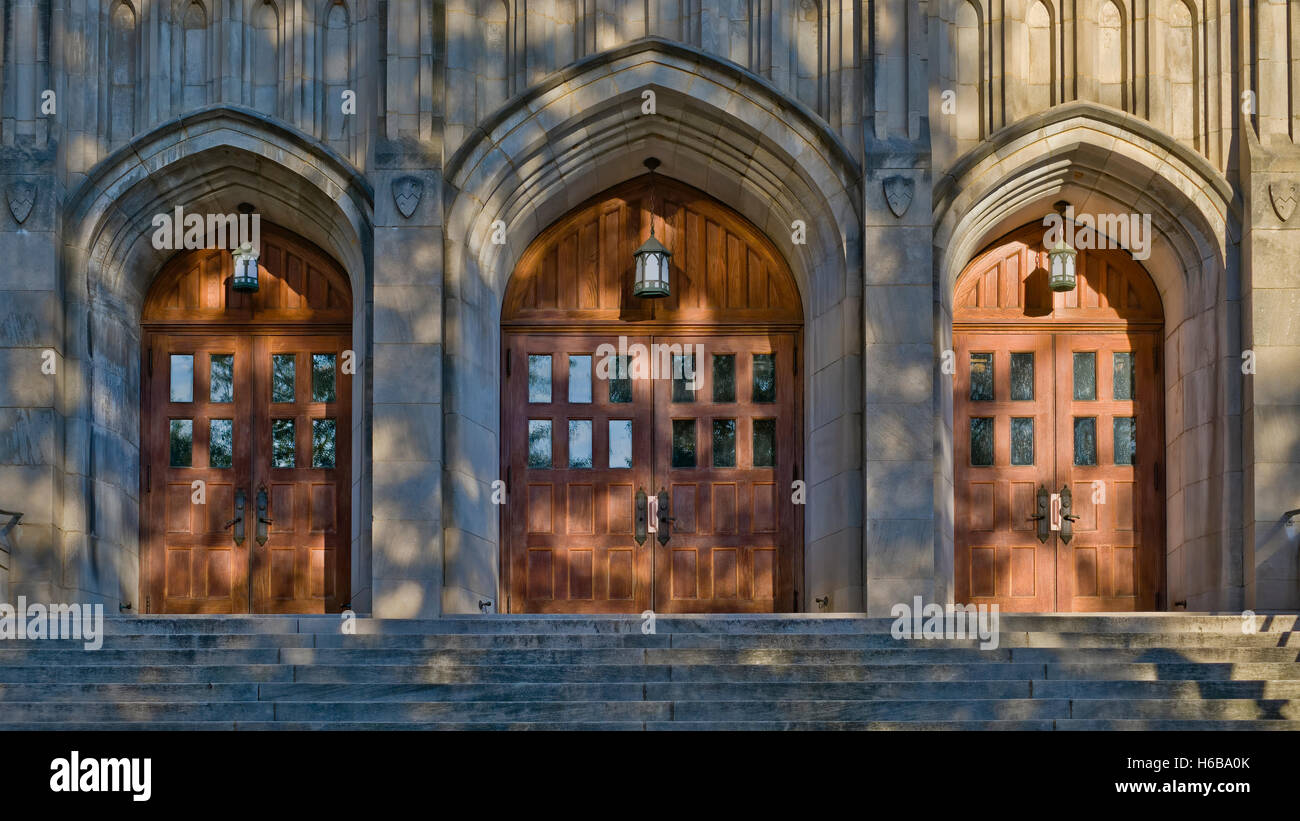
[1052,333,1059,612]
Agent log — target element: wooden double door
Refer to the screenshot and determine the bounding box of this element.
[142,331,351,613]
[954,330,1163,611]
[503,332,801,613]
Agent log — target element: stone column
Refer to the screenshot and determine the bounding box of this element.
[861,0,940,616]
[0,145,63,605]
[367,1,445,617]
[1242,125,1300,612]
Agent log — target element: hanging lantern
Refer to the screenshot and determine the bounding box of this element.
[1047,235,1077,292]
[1047,200,1077,292]
[632,157,671,299]
[232,241,260,292]
[633,228,671,299]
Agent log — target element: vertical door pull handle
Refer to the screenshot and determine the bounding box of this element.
[226,489,247,546]
[255,484,272,546]
[656,487,674,546]
[1030,484,1050,544]
[634,488,648,546]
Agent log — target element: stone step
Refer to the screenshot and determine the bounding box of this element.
[668,698,1300,722]
[255,680,1037,702]
[3,718,1298,731]
[667,662,1300,682]
[262,698,1071,722]
[0,683,262,702]
[10,630,1298,650]
[92,614,1299,636]
[0,682,646,703]
[651,719,1300,731]
[6,614,1296,730]
[3,661,1298,685]
[0,665,295,683]
[1033,680,1300,699]
[1068,698,1300,720]
[15,680,1297,705]
[0,702,277,721]
[5,645,1299,666]
[0,721,655,731]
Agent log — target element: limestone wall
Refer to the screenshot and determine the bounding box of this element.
[0,0,1296,614]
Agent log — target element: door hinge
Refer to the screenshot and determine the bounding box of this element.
[147,348,152,378]
[793,342,799,377]
[505,350,511,377]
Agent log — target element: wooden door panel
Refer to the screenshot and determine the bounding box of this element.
[141,227,353,614]
[252,334,351,614]
[142,331,350,614]
[954,329,1163,612]
[1054,332,1161,611]
[144,335,253,614]
[504,334,654,613]
[954,333,1055,612]
[652,334,799,613]
[503,331,802,613]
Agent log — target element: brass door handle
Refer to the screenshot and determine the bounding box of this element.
[1032,485,1050,544]
[634,488,648,546]
[1058,484,1077,544]
[255,484,271,546]
[656,488,673,546]
[228,489,247,546]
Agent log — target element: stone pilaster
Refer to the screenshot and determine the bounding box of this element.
[1242,123,1300,612]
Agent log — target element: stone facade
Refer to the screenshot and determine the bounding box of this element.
[0,0,1296,616]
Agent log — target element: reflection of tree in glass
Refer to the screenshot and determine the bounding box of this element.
[1074,417,1097,466]
[210,419,233,468]
[609,356,632,403]
[672,354,696,402]
[272,355,296,402]
[608,420,633,468]
[313,354,337,402]
[713,354,736,402]
[527,420,551,468]
[312,419,336,468]
[1010,352,1034,401]
[568,420,593,468]
[753,354,776,402]
[753,419,776,467]
[1112,352,1134,400]
[210,354,234,402]
[170,420,193,467]
[712,419,737,467]
[528,355,552,402]
[672,419,696,467]
[272,419,295,467]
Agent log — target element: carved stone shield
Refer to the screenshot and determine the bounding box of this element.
[392,176,424,219]
[6,181,35,225]
[883,175,914,218]
[1271,181,1297,223]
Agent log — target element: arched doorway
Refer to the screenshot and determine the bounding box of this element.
[953,223,1165,612]
[501,176,804,613]
[140,224,353,613]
